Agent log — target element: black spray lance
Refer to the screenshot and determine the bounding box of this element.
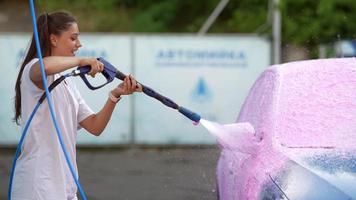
[78,57,201,124]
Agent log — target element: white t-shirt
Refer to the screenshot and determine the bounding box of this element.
[12,58,94,200]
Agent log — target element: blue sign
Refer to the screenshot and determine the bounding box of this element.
[155,49,247,67]
[191,77,212,102]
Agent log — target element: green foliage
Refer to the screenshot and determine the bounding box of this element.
[281,0,356,46]
[224,0,268,33]
[36,0,268,33]
[131,0,179,32]
[37,0,132,31]
[36,0,356,57]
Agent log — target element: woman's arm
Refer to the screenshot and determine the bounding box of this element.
[79,97,117,136]
[30,56,103,89]
[80,75,142,136]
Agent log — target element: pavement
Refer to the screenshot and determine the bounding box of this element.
[1,147,220,200]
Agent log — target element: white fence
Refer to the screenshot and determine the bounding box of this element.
[0,34,271,145]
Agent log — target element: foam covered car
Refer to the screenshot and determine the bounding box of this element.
[204,58,356,199]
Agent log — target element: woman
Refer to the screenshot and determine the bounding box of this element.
[12,11,141,200]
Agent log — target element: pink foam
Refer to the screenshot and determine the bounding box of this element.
[273,59,356,149]
[202,58,356,199]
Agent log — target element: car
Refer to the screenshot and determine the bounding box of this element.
[203,58,356,199]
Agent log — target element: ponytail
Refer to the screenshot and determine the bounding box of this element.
[13,11,77,125]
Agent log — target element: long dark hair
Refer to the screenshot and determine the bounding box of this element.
[14,11,77,125]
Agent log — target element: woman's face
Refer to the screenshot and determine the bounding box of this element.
[50,22,82,57]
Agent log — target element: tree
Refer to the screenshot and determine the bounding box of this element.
[281,0,356,56]
[37,0,356,58]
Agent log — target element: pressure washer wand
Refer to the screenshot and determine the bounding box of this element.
[79,57,201,123]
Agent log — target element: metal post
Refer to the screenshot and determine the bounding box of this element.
[272,0,281,64]
[130,35,136,146]
[319,44,327,58]
[198,0,229,36]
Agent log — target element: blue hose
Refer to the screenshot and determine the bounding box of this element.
[8,1,88,199]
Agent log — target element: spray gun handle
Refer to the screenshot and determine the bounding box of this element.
[77,66,91,74]
[77,57,118,90]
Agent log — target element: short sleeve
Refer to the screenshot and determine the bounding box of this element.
[78,97,95,123]
[21,58,55,100]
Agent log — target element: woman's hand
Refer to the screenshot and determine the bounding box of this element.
[79,58,104,77]
[111,74,143,97]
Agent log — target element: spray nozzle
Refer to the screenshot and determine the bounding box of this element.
[178,106,201,124]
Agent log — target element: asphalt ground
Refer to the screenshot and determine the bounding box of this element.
[1,147,220,200]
